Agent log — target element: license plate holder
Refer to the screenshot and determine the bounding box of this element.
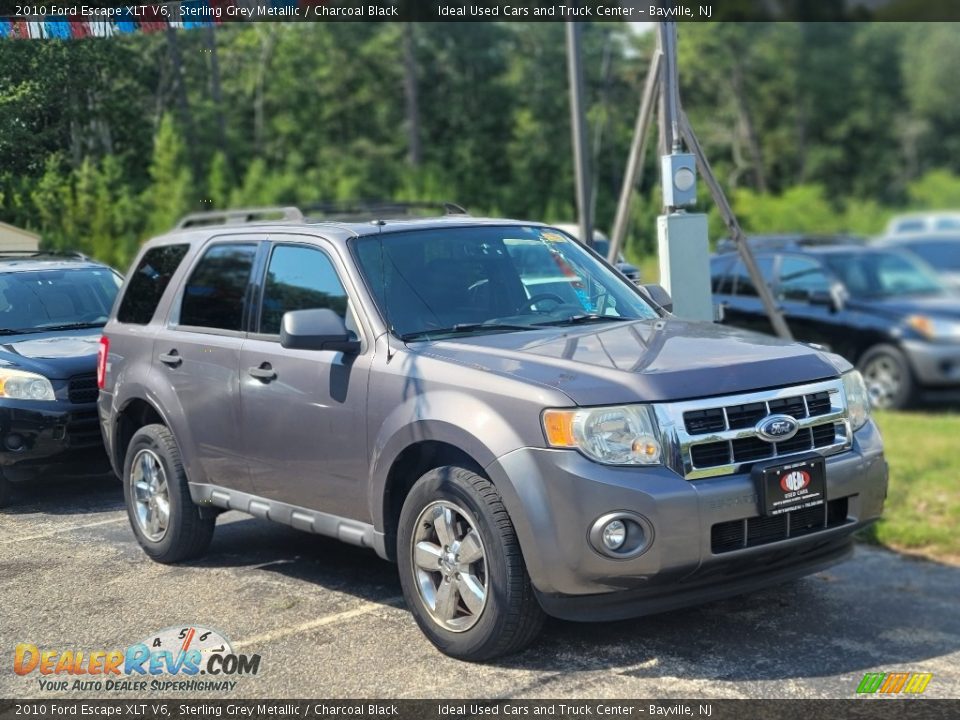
[754,456,826,516]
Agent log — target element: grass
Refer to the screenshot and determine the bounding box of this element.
[860,410,960,564]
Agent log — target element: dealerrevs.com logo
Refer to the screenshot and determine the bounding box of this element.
[13,626,261,693]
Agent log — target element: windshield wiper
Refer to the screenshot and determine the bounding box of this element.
[400,323,535,341]
[535,314,635,327]
[36,322,106,332]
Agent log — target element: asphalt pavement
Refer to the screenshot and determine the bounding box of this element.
[1,473,958,700]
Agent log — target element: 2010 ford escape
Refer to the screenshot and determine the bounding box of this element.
[97,214,887,661]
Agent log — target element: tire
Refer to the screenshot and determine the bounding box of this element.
[858,344,916,410]
[0,470,11,509]
[397,466,545,661]
[123,424,214,563]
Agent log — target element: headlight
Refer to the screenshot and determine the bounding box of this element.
[542,405,662,465]
[841,370,871,431]
[906,315,960,341]
[0,368,55,401]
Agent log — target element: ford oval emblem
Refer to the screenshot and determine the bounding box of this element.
[756,414,800,443]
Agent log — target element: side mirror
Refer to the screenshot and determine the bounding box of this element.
[280,308,360,353]
[641,283,673,313]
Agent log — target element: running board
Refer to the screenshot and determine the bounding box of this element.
[189,483,388,559]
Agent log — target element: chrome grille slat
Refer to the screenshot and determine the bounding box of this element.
[656,379,852,480]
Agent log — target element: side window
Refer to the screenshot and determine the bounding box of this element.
[179,244,257,331]
[779,256,832,301]
[258,245,353,336]
[117,244,189,325]
[731,257,774,297]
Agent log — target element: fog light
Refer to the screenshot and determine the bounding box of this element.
[589,512,654,559]
[4,433,24,451]
[601,520,627,550]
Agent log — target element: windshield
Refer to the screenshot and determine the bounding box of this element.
[353,226,658,340]
[822,250,946,298]
[0,268,122,332]
[895,240,960,272]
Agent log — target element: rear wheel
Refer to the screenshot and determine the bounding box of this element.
[0,470,11,509]
[397,466,545,661]
[859,344,915,409]
[123,424,214,563]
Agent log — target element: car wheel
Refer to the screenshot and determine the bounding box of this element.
[858,344,915,410]
[123,424,214,563]
[0,470,11,509]
[397,466,545,661]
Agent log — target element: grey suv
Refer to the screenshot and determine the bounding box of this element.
[98,214,887,661]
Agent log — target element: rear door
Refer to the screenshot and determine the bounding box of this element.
[715,255,777,335]
[238,238,372,520]
[153,238,262,493]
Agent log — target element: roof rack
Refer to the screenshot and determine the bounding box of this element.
[174,207,305,230]
[304,201,469,223]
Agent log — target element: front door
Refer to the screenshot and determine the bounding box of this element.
[239,240,371,521]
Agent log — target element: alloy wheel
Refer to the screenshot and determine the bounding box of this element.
[130,448,171,542]
[410,500,488,632]
[862,355,902,409]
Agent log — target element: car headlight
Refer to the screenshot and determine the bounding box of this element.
[906,315,960,341]
[0,369,56,401]
[841,370,871,431]
[542,405,662,465]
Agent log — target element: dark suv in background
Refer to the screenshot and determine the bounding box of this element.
[711,244,960,408]
[99,211,886,660]
[0,252,121,507]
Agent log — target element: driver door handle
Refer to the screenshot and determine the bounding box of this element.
[248,363,277,382]
[158,351,182,367]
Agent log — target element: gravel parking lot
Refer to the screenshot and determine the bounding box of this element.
[2,473,958,700]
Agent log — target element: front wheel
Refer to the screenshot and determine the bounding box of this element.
[858,344,915,410]
[397,466,545,661]
[123,424,214,563]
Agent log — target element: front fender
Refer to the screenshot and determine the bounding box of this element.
[367,389,534,530]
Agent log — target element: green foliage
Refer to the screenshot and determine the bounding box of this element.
[3,22,960,269]
[906,169,960,209]
[145,114,195,238]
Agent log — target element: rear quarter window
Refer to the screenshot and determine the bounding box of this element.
[117,244,190,325]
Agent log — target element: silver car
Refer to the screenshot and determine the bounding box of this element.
[98,214,887,660]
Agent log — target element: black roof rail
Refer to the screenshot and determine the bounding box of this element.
[174,207,305,230]
[0,249,91,261]
[304,200,469,223]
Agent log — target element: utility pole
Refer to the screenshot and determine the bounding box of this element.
[606,22,792,339]
[566,21,593,248]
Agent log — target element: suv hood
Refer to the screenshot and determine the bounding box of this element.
[413,319,840,405]
[847,294,960,321]
[0,328,102,380]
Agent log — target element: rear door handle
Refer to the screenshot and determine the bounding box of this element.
[248,363,277,382]
[158,351,182,367]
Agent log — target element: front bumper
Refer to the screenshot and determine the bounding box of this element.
[902,339,960,388]
[485,420,887,620]
[0,398,107,471]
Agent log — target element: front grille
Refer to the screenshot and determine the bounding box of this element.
[662,379,852,479]
[711,497,851,554]
[68,374,98,404]
[66,409,102,447]
[683,387,834,435]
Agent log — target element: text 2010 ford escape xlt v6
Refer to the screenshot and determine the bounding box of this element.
[97,215,887,661]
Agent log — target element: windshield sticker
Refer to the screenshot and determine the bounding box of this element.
[540,231,566,243]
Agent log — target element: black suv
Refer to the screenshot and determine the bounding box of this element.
[711,244,960,408]
[0,252,122,507]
